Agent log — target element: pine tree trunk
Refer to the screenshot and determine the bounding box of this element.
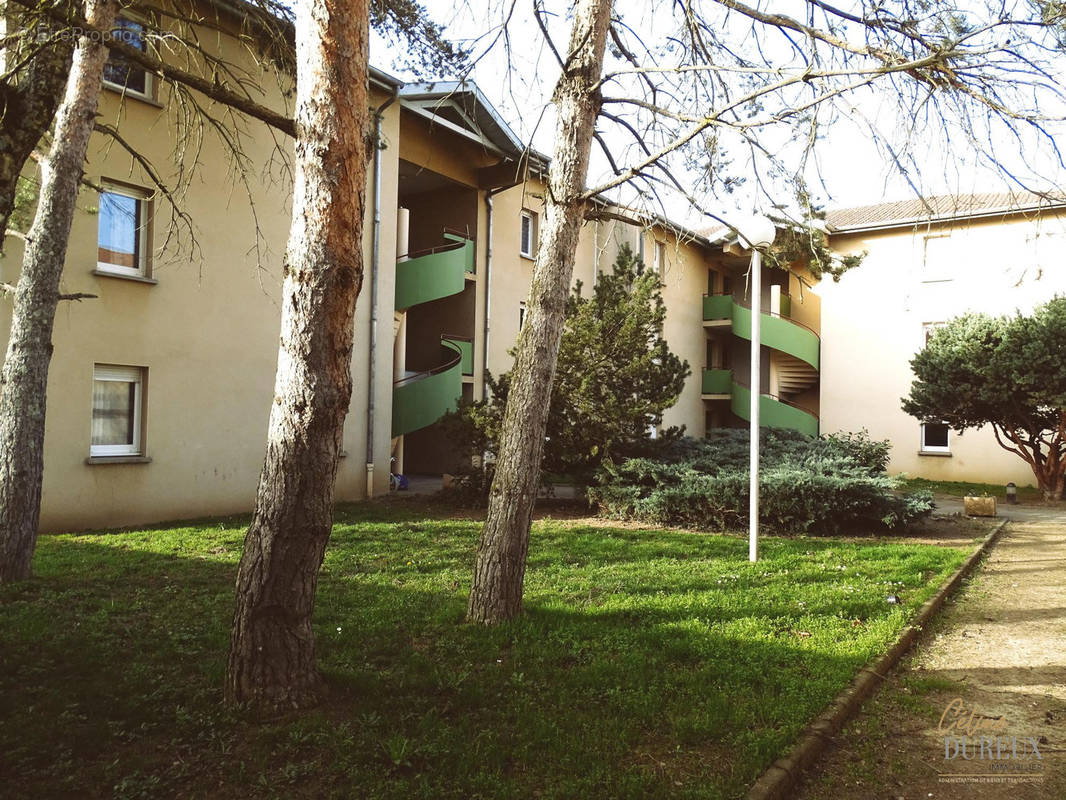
[0,20,74,245]
[225,0,368,714]
[0,0,116,583]
[467,0,613,625]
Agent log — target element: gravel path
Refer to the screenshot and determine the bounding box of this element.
[796,508,1066,799]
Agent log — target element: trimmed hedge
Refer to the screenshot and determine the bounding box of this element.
[589,429,932,535]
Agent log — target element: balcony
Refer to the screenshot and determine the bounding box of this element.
[702,367,732,395]
[391,337,464,437]
[442,335,474,376]
[394,231,474,311]
[702,293,734,322]
[730,381,819,437]
[702,294,819,370]
[702,370,818,436]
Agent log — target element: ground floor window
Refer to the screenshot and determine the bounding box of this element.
[920,422,950,454]
[91,365,145,457]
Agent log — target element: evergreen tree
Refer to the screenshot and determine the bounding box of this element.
[446,243,690,492]
[903,297,1066,501]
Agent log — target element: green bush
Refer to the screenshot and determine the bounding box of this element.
[589,430,933,535]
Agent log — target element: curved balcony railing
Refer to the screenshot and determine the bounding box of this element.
[701,369,819,437]
[395,230,474,311]
[441,334,473,376]
[702,293,819,370]
[731,378,819,437]
[392,336,464,437]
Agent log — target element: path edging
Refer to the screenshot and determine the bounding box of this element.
[745,519,1009,800]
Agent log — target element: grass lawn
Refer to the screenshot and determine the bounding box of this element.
[0,501,970,799]
[899,476,1042,501]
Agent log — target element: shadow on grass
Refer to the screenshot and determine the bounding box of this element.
[0,522,956,800]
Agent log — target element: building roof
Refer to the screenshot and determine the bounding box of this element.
[399,81,547,168]
[826,191,1066,233]
[370,66,404,90]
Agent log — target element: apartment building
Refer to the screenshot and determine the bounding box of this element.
[821,193,1066,485]
[0,10,827,531]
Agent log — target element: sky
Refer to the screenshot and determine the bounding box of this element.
[370,1,1066,221]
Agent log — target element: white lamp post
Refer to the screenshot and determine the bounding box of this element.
[733,214,776,563]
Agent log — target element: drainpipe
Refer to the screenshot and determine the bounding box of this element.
[593,218,600,284]
[392,208,410,476]
[482,192,495,399]
[366,87,399,498]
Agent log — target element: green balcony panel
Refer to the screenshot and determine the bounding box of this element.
[395,234,474,311]
[702,368,732,395]
[702,294,733,321]
[442,336,473,376]
[730,382,819,437]
[730,304,819,370]
[392,341,463,437]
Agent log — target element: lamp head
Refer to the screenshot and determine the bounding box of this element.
[732,213,776,249]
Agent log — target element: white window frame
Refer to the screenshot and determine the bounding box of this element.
[921,321,946,349]
[653,241,666,273]
[96,183,150,277]
[520,210,535,259]
[91,365,145,457]
[519,301,527,331]
[102,16,154,101]
[921,234,953,283]
[920,422,951,454]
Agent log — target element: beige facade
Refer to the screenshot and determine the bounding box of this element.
[0,15,407,530]
[2,15,826,531]
[822,197,1066,485]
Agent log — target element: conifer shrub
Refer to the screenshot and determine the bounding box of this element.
[589,429,932,534]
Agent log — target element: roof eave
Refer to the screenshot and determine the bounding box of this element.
[828,201,1066,236]
[370,66,404,91]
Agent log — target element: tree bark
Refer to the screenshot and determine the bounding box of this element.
[467,0,613,625]
[225,0,368,714]
[0,18,75,245]
[0,0,117,583]
[997,422,1066,502]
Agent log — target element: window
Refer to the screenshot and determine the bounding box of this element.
[653,241,666,273]
[921,422,950,454]
[921,234,953,282]
[91,365,145,457]
[922,321,946,347]
[707,269,718,294]
[97,184,150,277]
[520,210,536,259]
[103,17,153,99]
[519,301,527,331]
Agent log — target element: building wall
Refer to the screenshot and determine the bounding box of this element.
[821,211,1066,485]
[482,189,758,440]
[0,32,403,529]
[1,22,825,530]
[351,92,401,501]
[656,233,716,437]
